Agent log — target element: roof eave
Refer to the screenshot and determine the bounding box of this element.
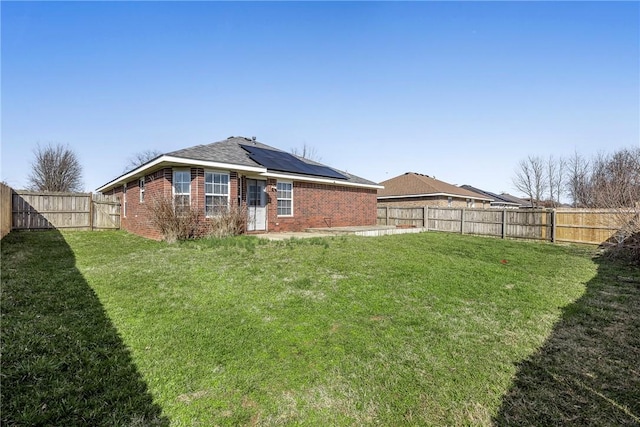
[96,155,266,193]
[378,192,493,202]
[262,171,383,189]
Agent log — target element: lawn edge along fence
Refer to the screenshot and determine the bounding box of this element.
[377,205,638,245]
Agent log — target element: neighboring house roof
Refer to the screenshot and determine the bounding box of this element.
[459,185,522,207]
[378,172,493,201]
[97,136,381,193]
[498,193,530,207]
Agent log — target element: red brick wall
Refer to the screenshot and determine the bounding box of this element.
[107,167,377,238]
[105,168,173,240]
[267,181,378,232]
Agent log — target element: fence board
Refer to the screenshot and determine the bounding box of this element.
[92,193,121,230]
[428,208,463,233]
[376,205,636,245]
[11,191,120,231]
[1,183,12,238]
[555,209,636,245]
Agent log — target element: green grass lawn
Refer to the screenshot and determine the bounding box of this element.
[2,230,638,426]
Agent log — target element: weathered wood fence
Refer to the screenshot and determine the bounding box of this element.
[377,206,638,245]
[1,183,12,238]
[11,191,120,231]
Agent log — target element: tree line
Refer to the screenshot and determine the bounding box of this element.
[512,147,640,209]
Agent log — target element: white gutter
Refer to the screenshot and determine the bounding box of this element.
[262,171,384,189]
[378,192,493,202]
[96,155,266,193]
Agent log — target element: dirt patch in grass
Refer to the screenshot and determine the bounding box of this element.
[177,390,210,404]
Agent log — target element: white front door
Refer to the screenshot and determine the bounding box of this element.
[247,179,267,231]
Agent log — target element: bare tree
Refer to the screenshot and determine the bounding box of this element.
[566,150,591,208]
[124,149,162,172]
[28,143,83,192]
[291,144,321,161]
[590,148,640,260]
[546,155,566,207]
[517,147,638,262]
[512,155,547,207]
[589,148,640,209]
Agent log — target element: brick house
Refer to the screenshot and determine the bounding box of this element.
[378,172,492,209]
[97,136,382,239]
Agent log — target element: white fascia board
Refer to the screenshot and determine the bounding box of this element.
[163,156,266,174]
[261,171,384,190]
[378,192,494,202]
[96,155,266,193]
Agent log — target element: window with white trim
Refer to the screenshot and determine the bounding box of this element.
[277,181,293,216]
[173,170,191,212]
[205,171,229,216]
[139,178,145,203]
[447,196,453,207]
[466,198,475,208]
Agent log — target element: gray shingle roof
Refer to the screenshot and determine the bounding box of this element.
[166,137,265,168]
[459,185,520,206]
[98,136,380,192]
[167,136,379,186]
[497,193,530,206]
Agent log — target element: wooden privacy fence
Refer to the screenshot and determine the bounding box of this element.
[554,209,637,245]
[1,183,12,238]
[377,206,638,245]
[12,191,120,231]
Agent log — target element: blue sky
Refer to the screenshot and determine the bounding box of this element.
[2,1,638,195]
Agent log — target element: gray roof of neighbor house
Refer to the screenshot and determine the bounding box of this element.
[97,136,381,192]
[497,193,530,207]
[459,185,522,207]
[378,172,492,201]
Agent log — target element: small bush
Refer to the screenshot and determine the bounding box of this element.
[602,232,640,265]
[200,205,247,238]
[148,195,247,242]
[148,195,201,243]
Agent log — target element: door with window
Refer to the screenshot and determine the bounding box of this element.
[247,179,267,231]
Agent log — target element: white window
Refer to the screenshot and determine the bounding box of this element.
[139,178,145,203]
[122,183,127,217]
[277,181,293,216]
[173,170,191,212]
[205,171,229,216]
[447,196,452,207]
[466,198,475,208]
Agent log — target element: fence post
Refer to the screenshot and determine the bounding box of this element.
[423,206,427,228]
[385,206,389,226]
[551,209,556,243]
[461,208,465,234]
[502,209,507,239]
[89,193,94,231]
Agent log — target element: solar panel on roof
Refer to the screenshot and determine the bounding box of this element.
[240,145,347,180]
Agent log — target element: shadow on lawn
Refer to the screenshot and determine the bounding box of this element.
[1,231,169,426]
[493,254,640,426]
